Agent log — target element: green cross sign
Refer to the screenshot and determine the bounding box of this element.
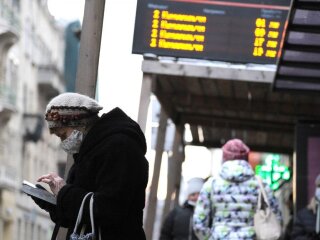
[255,154,291,190]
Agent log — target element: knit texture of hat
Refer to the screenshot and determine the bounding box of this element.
[222,138,250,161]
[187,177,204,196]
[45,92,103,128]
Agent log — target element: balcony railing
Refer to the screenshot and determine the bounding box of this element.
[38,65,65,98]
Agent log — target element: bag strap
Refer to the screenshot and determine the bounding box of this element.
[73,192,94,235]
[90,195,102,240]
[256,176,270,209]
[89,194,96,236]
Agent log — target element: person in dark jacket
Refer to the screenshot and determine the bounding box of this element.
[291,174,320,240]
[31,92,149,240]
[160,177,204,240]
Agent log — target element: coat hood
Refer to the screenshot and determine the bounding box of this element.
[219,160,255,182]
[80,107,147,155]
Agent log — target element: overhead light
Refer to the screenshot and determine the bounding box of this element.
[198,126,204,143]
[184,123,193,142]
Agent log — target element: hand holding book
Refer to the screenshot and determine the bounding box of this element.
[37,173,66,196]
[22,180,56,205]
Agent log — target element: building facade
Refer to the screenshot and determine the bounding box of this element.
[0,0,67,239]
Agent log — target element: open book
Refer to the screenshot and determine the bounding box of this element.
[21,180,56,205]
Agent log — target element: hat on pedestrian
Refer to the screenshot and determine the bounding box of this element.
[187,178,204,196]
[222,138,250,161]
[45,92,103,129]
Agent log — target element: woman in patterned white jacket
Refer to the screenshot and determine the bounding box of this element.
[193,138,282,240]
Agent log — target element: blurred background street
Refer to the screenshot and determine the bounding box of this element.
[0,0,319,239]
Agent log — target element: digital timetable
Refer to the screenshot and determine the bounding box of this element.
[132,0,292,64]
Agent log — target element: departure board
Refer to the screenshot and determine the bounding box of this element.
[132,0,292,64]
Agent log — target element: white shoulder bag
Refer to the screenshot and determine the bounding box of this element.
[254,177,281,240]
[70,192,101,240]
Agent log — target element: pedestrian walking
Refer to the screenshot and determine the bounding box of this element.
[30,92,149,240]
[193,138,282,239]
[160,177,205,240]
[291,174,320,240]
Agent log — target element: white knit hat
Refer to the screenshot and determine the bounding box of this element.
[45,92,103,129]
[187,178,204,196]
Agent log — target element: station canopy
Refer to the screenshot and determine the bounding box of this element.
[133,0,320,153]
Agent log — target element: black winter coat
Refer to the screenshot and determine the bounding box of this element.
[159,201,199,240]
[50,108,149,239]
[291,207,320,240]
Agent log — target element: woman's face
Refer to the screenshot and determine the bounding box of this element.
[188,192,200,202]
[52,127,75,141]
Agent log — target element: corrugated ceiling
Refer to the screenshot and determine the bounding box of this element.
[273,0,320,91]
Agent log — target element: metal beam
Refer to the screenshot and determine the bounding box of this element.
[142,59,275,83]
[180,113,295,133]
[154,92,320,119]
[188,141,293,154]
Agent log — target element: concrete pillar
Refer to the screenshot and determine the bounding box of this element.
[144,107,168,240]
[75,0,105,97]
[162,126,183,221]
[137,73,152,133]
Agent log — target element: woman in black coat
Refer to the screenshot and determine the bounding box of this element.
[32,93,149,240]
[291,174,320,240]
[291,203,319,240]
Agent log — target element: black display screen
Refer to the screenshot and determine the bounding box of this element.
[132,0,291,64]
